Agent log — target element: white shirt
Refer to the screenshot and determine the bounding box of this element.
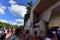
[45,37,51,40]
[52,31,56,35]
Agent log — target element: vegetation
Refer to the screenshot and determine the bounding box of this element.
[0,22,12,29]
[0,22,24,29]
[24,1,33,26]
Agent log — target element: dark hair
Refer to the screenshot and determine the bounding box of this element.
[26,30,29,34]
[46,30,53,38]
[15,28,22,36]
[3,30,5,32]
[34,31,37,35]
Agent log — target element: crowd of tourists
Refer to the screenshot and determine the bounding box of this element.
[0,30,6,40]
[0,27,60,40]
[0,28,14,40]
[10,27,60,40]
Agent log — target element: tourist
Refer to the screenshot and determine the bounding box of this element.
[39,30,44,40]
[1,30,6,40]
[21,29,25,40]
[33,31,38,40]
[7,29,9,34]
[25,30,31,40]
[52,31,58,40]
[11,27,15,33]
[51,34,57,40]
[56,30,60,40]
[45,30,52,40]
[11,29,14,33]
[10,28,21,40]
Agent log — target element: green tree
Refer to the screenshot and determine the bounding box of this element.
[24,1,33,26]
[0,22,3,28]
[0,22,14,29]
[27,1,33,14]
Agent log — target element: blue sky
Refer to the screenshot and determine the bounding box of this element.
[0,0,36,26]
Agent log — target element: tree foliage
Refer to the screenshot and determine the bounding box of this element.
[0,22,25,29]
[0,22,12,29]
[0,22,18,29]
[24,1,33,26]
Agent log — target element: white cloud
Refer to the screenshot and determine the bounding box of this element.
[9,21,17,25]
[0,19,23,26]
[8,0,27,18]
[15,19,24,25]
[8,4,27,17]
[0,4,6,14]
[0,6,6,10]
[17,23,24,26]
[15,19,23,23]
[12,22,17,25]
[0,8,4,14]
[8,0,27,25]
[0,19,17,25]
[0,19,9,23]
[9,0,16,5]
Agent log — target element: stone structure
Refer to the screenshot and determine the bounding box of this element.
[30,0,60,37]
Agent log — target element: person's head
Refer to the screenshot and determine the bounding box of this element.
[15,28,21,36]
[46,30,53,38]
[34,31,37,35]
[3,30,5,32]
[20,29,23,34]
[52,34,55,37]
[26,30,29,34]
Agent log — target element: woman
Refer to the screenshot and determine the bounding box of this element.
[51,34,57,40]
[39,30,44,40]
[25,30,31,40]
[1,30,6,40]
[10,28,22,40]
[45,30,52,40]
[33,31,38,40]
[21,29,25,40]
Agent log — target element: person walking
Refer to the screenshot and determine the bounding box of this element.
[51,34,57,40]
[39,30,45,40]
[45,30,52,40]
[25,30,31,40]
[10,28,21,40]
[21,29,25,40]
[33,31,38,40]
[1,30,6,40]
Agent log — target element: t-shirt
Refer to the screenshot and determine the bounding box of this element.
[33,35,38,40]
[1,33,6,40]
[45,37,51,40]
[25,34,31,40]
[52,37,57,40]
[10,35,20,40]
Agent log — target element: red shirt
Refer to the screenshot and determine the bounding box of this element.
[52,37,57,40]
[21,33,25,40]
[33,35,38,40]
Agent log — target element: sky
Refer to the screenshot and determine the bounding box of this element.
[0,0,36,26]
